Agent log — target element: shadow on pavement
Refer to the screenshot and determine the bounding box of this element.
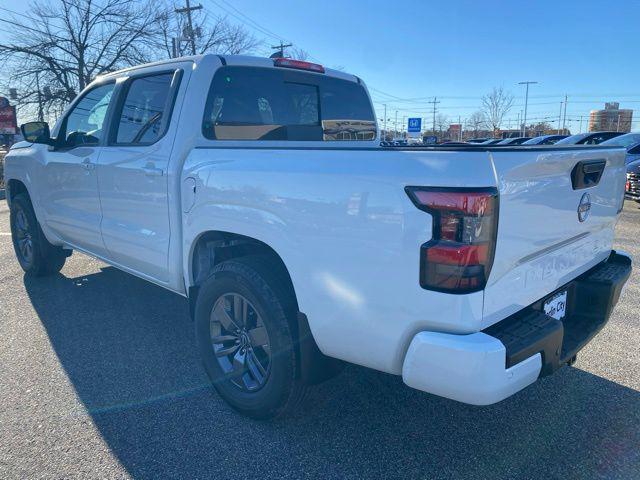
[24,267,640,479]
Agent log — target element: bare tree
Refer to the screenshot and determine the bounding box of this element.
[158,3,258,58]
[287,47,309,61]
[0,0,166,121]
[481,87,514,132]
[436,113,450,134]
[465,110,487,138]
[528,121,554,136]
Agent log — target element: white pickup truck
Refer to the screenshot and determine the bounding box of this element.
[5,55,632,419]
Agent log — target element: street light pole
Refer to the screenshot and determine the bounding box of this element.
[518,81,538,137]
[394,110,398,139]
[557,101,563,134]
[383,103,387,141]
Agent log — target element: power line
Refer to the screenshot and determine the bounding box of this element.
[215,0,286,42]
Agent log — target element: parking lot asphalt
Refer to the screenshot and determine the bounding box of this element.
[0,198,639,480]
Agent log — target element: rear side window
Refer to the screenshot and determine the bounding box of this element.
[114,72,176,145]
[202,66,376,141]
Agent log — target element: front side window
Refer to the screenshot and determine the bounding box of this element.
[202,66,376,141]
[114,73,175,145]
[60,83,115,148]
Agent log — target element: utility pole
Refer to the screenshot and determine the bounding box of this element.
[427,97,440,135]
[458,115,462,140]
[518,81,538,137]
[562,94,568,133]
[578,115,583,133]
[617,114,621,132]
[175,0,202,56]
[270,41,293,58]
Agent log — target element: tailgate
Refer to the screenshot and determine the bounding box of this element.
[482,147,627,327]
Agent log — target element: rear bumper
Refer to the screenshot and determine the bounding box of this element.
[402,251,632,405]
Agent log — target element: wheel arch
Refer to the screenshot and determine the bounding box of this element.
[187,229,343,385]
[188,230,298,307]
[6,178,29,208]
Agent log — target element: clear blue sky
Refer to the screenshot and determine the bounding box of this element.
[221,0,640,132]
[2,0,639,132]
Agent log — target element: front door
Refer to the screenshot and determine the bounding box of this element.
[42,82,116,255]
[97,70,183,283]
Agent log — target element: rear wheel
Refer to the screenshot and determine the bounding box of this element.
[10,193,69,276]
[195,256,305,419]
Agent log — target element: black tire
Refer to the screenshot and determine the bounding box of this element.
[195,255,305,419]
[10,193,69,276]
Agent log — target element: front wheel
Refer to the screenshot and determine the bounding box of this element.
[194,256,305,419]
[10,193,69,276]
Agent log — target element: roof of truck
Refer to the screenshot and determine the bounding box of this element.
[98,54,359,84]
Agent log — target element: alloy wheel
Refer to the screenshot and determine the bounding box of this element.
[209,293,271,392]
[13,207,34,265]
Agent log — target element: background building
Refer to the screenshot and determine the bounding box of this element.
[589,102,633,132]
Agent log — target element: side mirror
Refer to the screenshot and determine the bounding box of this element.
[20,121,52,145]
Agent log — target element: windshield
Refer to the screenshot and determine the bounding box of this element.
[601,132,640,148]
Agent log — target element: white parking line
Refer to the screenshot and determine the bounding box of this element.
[0,232,11,236]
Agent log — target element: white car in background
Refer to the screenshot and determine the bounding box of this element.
[601,132,640,164]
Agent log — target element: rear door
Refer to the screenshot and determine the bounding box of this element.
[97,68,185,283]
[482,147,627,327]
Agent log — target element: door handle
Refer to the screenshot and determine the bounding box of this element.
[81,158,95,170]
[143,165,164,177]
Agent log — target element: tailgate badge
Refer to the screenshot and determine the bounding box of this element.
[577,193,591,222]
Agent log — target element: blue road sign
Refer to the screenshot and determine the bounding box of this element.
[408,118,422,133]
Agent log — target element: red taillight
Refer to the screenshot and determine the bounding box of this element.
[405,187,499,294]
[273,58,325,73]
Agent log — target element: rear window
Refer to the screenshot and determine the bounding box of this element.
[202,66,376,141]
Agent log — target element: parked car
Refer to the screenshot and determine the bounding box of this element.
[467,138,492,144]
[4,54,631,419]
[600,132,640,164]
[555,131,624,145]
[495,137,532,146]
[521,134,569,145]
[626,159,640,202]
[478,138,502,145]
